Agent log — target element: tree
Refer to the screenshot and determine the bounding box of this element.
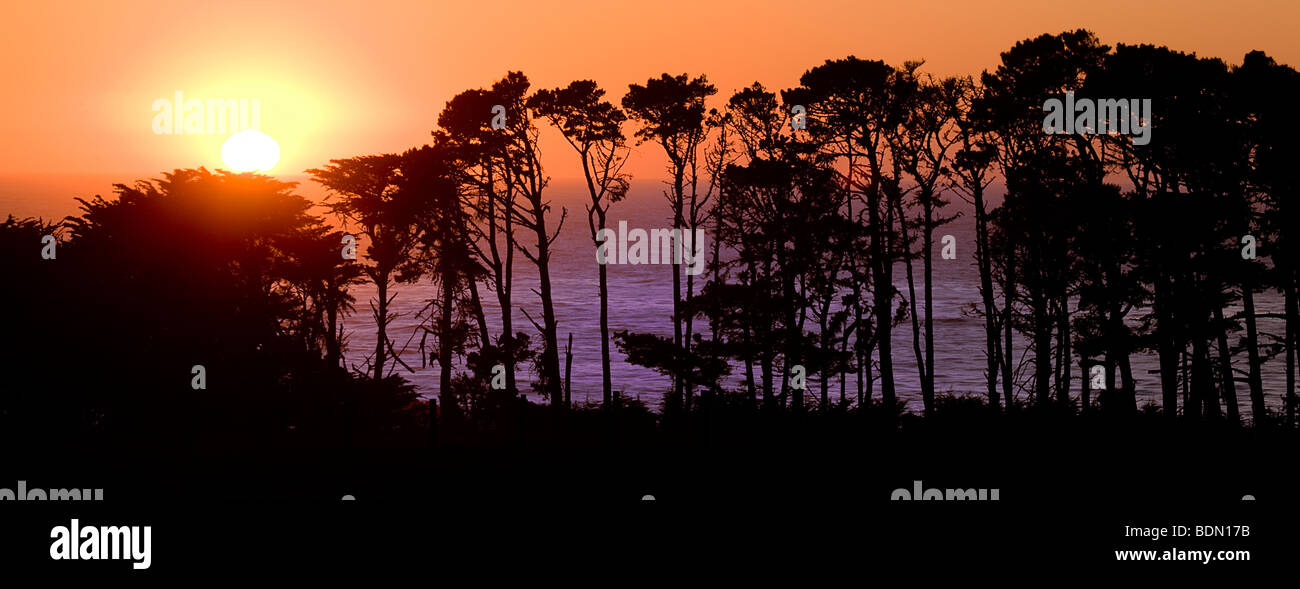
[400,143,477,424]
[24,169,425,448]
[436,86,524,397]
[489,72,567,408]
[793,56,913,410]
[529,80,631,409]
[438,73,566,408]
[891,67,962,414]
[280,224,365,368]
[948,76,1002,409]
[1239,50,1300,425]
[622,73,717,412]
[307,155,430,380]
[1101,43,1251,420]
[978,29,1108,406]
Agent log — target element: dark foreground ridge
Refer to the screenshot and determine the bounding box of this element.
[0,408,1292,575]
[4,26,1299,577]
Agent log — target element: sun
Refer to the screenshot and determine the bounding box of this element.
[221,129,281,173]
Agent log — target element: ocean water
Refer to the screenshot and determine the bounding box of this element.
[3,174,1290,414]
[308,179,1296,413]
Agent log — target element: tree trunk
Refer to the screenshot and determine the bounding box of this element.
[744,318,757,409]
[532,203,564,408]
[1056,292,1071,405]
[1080,359,1092,412]
[1181,347,1191,417]
[839,327,849,407]
[760,346,774,411]
[1032,288,1052,403]
[820,312,831,412]
[373,275,388,381]
[496,185,519,396]
[1155,276,1179,419]
[922,199,936,409]
[467,278,491,352]
[1107,289,1135,413]
[974,184,999,409]
[1117,351,1135,412]
[1212,305,1239,423]
[1286,275,1298,426]
[564,332,573,407]
[671,172,685,412]
[874,229,897,408]
[856,309,866,407]
[1001,242,1015,409]
[1241,282,1266,423]
[438,270,459,423]
[326,303,340,368]
[781,249,800,413]
[868,163,896,408]
[899,196,929,413]
[588,204,613,409]
[684,230,698,410]
[1193,334,1217,418]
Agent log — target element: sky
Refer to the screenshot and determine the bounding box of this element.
[1,0,1297,184]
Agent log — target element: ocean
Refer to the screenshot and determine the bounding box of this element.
[3,173,1290,414]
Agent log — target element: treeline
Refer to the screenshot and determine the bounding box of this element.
[4,29,1299,450]
[334,29,1294,427]
[0,173,424,448]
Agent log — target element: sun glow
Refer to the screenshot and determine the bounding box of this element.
[221,129,281,173]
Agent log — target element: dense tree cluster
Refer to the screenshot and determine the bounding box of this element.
[4,30,1298,449]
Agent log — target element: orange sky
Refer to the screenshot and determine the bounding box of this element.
[2,0,1297,181]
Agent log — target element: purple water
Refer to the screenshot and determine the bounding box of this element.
[3,174,1290,414]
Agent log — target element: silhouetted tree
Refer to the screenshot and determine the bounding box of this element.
[280,224,365,368]
[979,29,1107,406]
[623,73,717,412]
[529,80,631,409]
[493,72,566,407]
[891,66,962,414]
[435,85,525,397]
[7,169,423,449]
[948,76,1002,409]
[1239,50,1300,425]
[400,143,478,424]
[308,156,429,380]
[793,56,913,410]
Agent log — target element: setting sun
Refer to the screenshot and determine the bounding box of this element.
[221,129,280,173]
[4,1,1300,575]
